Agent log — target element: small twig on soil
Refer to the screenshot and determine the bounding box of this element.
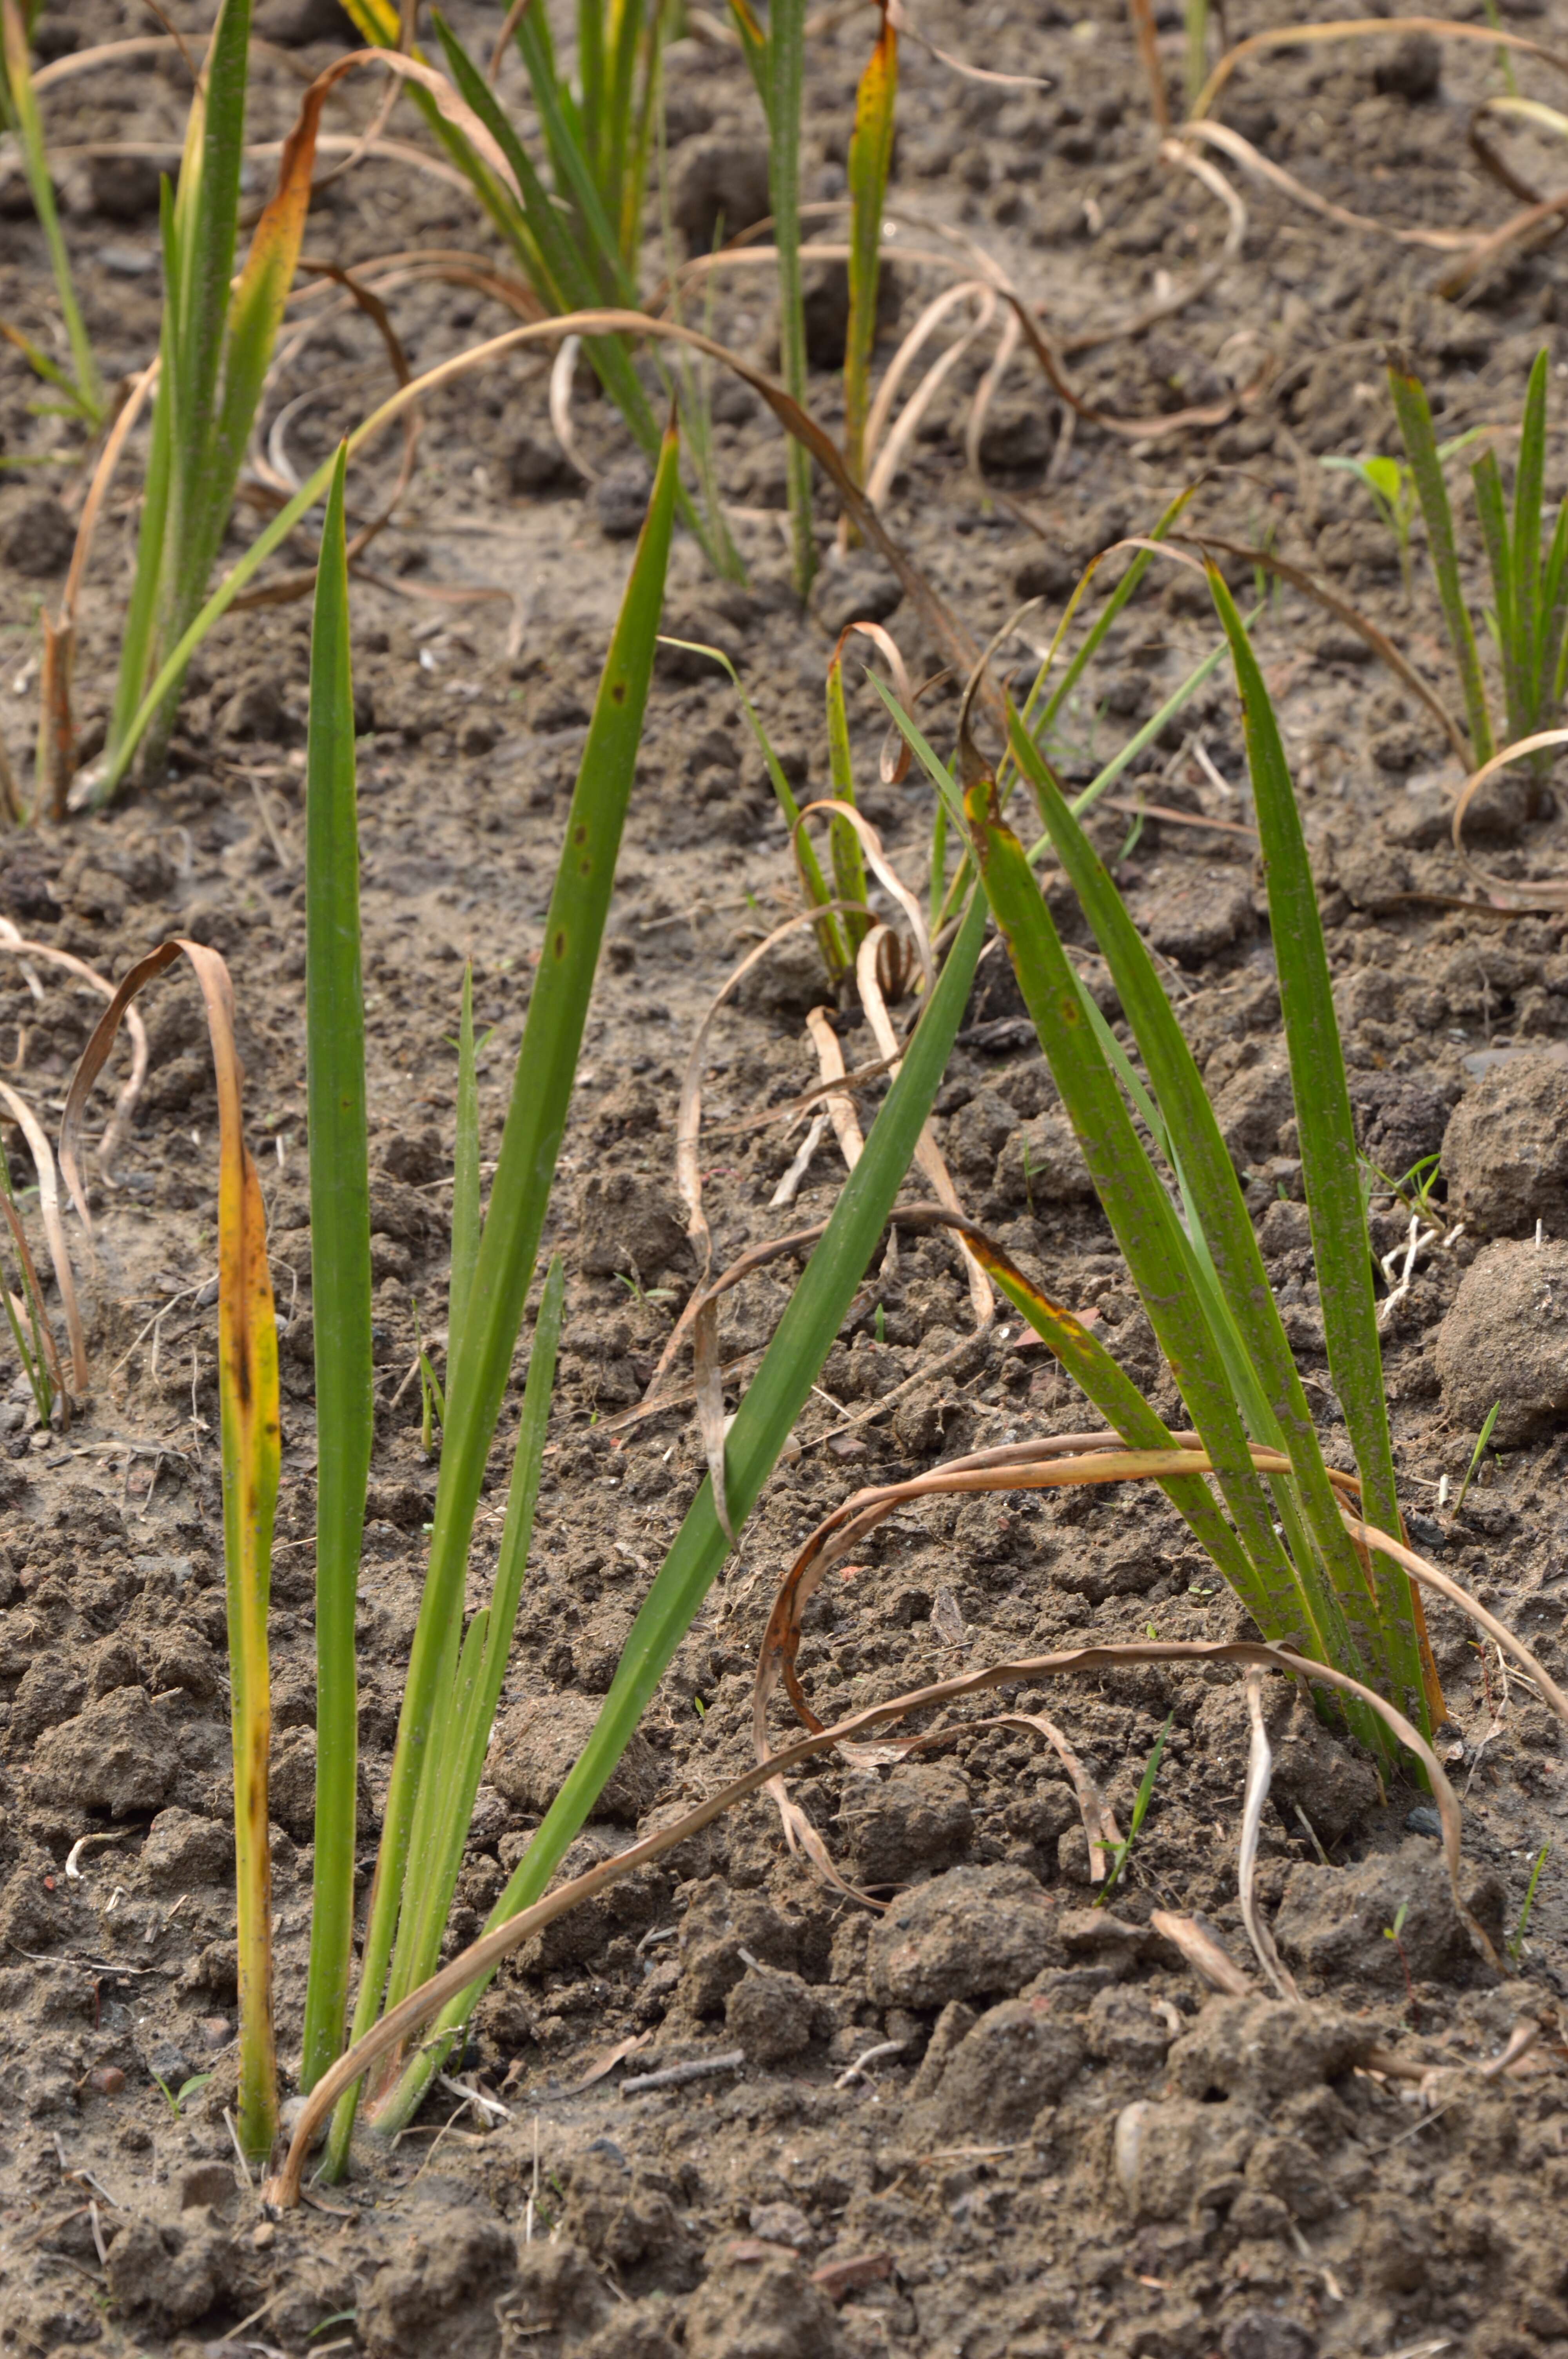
[833,2038,905,2088]
[620,2050,745,2098]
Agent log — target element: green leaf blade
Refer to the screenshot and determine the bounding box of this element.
[299,449,374,2094]
[1207,567,1423,1730]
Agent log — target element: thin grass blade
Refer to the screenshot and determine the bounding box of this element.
[369,883,993,2139]
[825,652,870,952]
[1000,715,1390,1717]
[1208,565,1423,1728]
[325,426,682,2174]
[1473,449,1523,738]
[388,1256,564,2006]
[1514,347,1549,699]
[1388,356,1494,762]
[0,0,101,419]
[298,451,374,2094]
[62,939,282,2160]
[844,2,897,491]
[964,773,1326,1654]
[766,0,814,596]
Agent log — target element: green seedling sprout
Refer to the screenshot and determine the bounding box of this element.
[1453,1401,1502,1518]
[1383,1897,1416,2006]
[151,2070,214,2120]
[1096,1712,1172,1903]
[1508,1841,1549,1965]
[1390,349,1568,773]
[0,0,103,426]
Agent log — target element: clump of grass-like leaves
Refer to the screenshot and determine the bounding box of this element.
[1390,344,1568,775]
[886,569,1441,1754]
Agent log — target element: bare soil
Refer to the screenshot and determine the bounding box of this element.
[3,0,1568,2353]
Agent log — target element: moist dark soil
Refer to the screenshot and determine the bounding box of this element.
[5,0,1568,2352]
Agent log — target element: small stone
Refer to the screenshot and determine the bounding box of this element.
[976,397,1053,475]
[88,151,162,220]
[749,2201,815,2252]
[179,2160,236,2211]
[1373,29,1441,99]
[987,1109,1096,1212]
[575,1167,688,1281]
[32,1687,179,1816]
[253,2221,277,2250]
[684,2247,848,2359]
[148,2041,191,2089]
[1443,1052,1568,1234]
[732,925,830,1021]
[1435,1237,1568,1445]
[667,137,771,254]
[1,494,74,578]
[1351,1070,1452,1181]
[593,463,654,540]
[508,431,574,493]
[1229,2189,1292,2240]
[725,1961,815,2065]
[918,1997,1084,2138]
[867,1863,1059,2008]
[808,558,904,638]
[1221,2313,1317,2359]
[1405,1805,1443,1838]
[219,678,288,743]
[140,1807,232,1890]
[254,0,357,42]
[1166,1996,1373,2098]
[1129,872,1255,965]
[85,2065,125,2096]
[488,1692,659,1825]
[198,2016,234,2051]
[838,1762,974,1886]
[1275,1838,1475,1988]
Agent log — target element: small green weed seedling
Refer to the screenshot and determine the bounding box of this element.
[1390,347,1568,772]
[1508,1842,1550,1965]
[1096,1713,1172,1905]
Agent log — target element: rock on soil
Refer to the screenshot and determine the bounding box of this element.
[1275,1835,1488,1988]
[685,2243,848,2359]
[0,492,73,576]
[911,1995,1086,2139]
[30,1685,180,1815]
[487,1690,660,1823]
[866,1862,1060,2006]
[1435,1236,1568,1444]
[1443,1050,1568,1234]
[575,1167,689,1280]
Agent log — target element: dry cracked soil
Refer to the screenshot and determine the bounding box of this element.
[4,0,1568,2352]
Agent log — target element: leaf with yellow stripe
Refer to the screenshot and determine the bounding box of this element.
[61,938,279,2162]
[844,2,896,491]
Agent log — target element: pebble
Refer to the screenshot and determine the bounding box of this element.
[1405,1806,1443,1839]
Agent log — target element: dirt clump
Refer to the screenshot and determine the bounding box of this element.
[1435,1236,1568,1444]
[1443,1051,1568,1235]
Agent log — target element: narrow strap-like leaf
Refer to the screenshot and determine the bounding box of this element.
[967,777,1323,1656]
[1514,347,1550,695]
[1473,449,1524,742]
[328,427,682,2174]
[825,654,870,951]
[447,964,481,1395]
[1209,566,1424,1731]
[299,450,374,2094]
[844,4,897,489]
[1004,714,1384,1703]
[1389,357,1493,763]
[370,881,994,2142]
